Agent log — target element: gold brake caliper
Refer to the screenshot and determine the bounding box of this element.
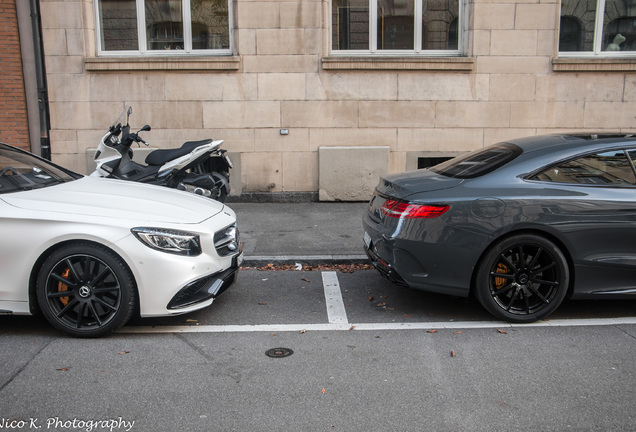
[494,263,508,290]
[57,268,70,306]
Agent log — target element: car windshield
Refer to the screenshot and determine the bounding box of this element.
[429,143,522,179]
[0,144,78,194]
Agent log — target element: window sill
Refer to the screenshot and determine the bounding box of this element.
[321,56,474,71]
[84,56,241,71]
[552,57,636,72]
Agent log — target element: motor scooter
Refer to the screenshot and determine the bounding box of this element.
[91,106,231,202]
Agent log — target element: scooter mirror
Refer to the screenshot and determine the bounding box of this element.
[140,125,151,132]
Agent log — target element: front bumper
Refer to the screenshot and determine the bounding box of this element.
[168,252,242,310]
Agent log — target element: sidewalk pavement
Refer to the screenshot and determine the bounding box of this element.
[229,202,369,266]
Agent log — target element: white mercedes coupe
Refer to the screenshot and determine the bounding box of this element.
[0,143,241,337]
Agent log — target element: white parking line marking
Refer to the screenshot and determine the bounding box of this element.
[119,317,636,334]
[322,271,349,324]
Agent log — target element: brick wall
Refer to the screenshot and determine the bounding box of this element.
[0,0,30,150]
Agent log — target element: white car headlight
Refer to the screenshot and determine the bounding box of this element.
[131,228,201,256]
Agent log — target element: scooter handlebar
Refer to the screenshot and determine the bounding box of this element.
[121,132,148,147]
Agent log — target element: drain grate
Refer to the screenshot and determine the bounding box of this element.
[265,348,294,358]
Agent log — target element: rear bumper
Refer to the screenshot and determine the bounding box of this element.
[364,243,408,287]
[362,212,472,298]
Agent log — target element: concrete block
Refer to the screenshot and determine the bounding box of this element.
[510,101,584,128]
[397,128,484,152]
[258,73,306,100]
[283,152,318,191]
[241,152,283,192]
[238,2,280,29]
[309,128,397,151]
[473,4,515,30]
[515,4,557,30]
[489,74,536,101]
[359,101,436,128]
[282,101,358,128]
[397,73,482,101]
[490,30,537,56]
[306,72,398,101]
[256,128,310,152]
[436,101,511,128]
[318,146,389,201]
[583,102,636,129]
[280,2,322,28]
[40,1,83,29]
[203,101,281,128]
[243,55,319,73]
[256,29,305,55]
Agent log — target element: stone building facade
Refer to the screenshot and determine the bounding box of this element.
[31,0,636,200]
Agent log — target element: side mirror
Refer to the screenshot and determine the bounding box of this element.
[126,106,133,124]
[140,125,151,132]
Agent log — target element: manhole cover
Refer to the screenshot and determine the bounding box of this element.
[265,348,294,358]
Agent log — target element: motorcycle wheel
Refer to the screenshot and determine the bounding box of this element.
[211,172,229,203]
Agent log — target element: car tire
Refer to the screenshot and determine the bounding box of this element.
[36,242,136,337]
[475,234,569,323]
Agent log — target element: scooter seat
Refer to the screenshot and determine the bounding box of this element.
[145,139,213,166]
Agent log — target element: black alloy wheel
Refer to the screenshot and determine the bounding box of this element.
[36,243,136,337]
[475,234,569,323]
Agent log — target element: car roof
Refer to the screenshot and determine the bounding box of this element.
[474,133,636,180]
[506,133,636,155]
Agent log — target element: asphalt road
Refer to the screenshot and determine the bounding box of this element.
[1,268,635,432]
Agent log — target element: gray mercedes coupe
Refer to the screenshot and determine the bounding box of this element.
[363,133,636,323]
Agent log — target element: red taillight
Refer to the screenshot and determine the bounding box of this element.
[380,199,449,219]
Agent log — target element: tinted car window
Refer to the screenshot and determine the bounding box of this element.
[429,143,522,179]
[0,145,76,193]
[531,150,636,185]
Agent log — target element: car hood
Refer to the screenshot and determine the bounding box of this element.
[376,169,464,199]
[1,176,224,224]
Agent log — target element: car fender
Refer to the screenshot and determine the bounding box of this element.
[470,221,576,295]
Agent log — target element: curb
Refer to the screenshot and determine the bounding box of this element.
[242,254,368,267]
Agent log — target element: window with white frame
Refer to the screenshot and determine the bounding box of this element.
[96,0,232,55]
[331,0,462,55]
[559,0,636,55]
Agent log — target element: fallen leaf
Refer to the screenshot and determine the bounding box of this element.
[249,263,374,272]
[185,319,197,323]
[299,329,306,334]
[349,325,355,331]
[497,329,508,334]
[453,331,463,335]
[301,278,310,282]
[368,296,374,302]
[450,350,456,358]
[119,351,130,355]
[403,314,411,317]
[322,387,326,394]
[258,302,267,305]
[427,330,437,333]
[56,368,68,371]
